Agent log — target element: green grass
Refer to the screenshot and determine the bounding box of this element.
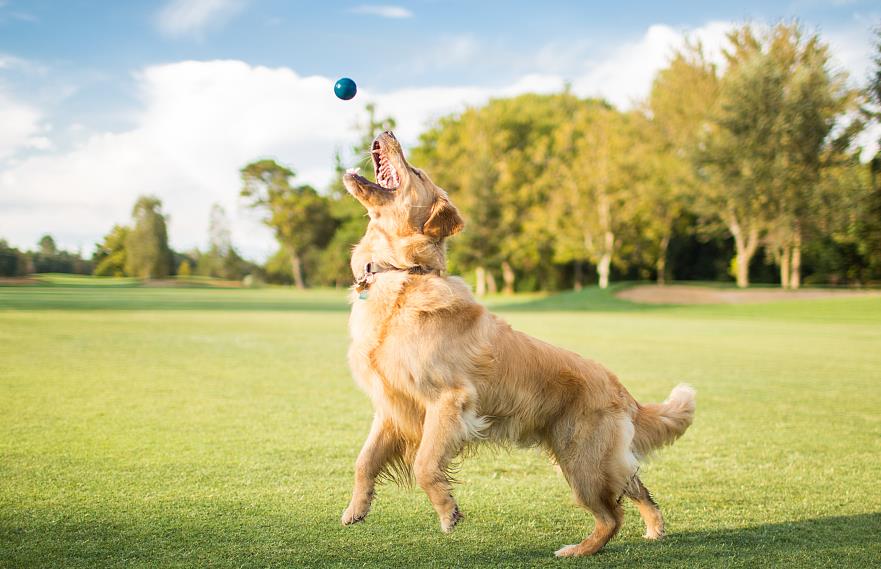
[1,281,880,568]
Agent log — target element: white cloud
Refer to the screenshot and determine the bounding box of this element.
[350,5,413,19]
[0,52,47,75]
[0,60,557,258]
[0,91,49,160]
[0,54,24,69]
[0,61,356,258]
[157,0,247,37]
[824,23,875,84]
[572,22,732,109]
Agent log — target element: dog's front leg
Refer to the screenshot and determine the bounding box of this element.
[414,389,471,533]
[342,413,400,525]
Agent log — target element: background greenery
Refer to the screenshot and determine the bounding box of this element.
[3,23,881,291]
[1,280,879,568]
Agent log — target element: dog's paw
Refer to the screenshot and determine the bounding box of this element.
[341,504,369,526]
[440,505,462,533]
[554,544,579,557]
[644,528,665,540]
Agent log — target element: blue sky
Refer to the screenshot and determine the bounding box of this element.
[1,0,878,259]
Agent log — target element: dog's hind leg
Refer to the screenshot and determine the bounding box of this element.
[624,476,665,540]
[413,389,474,533]
[342,413,403,525]
[554,416,632,557]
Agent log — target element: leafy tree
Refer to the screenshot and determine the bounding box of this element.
[0,240,25,276]
[413,109,503,294]
[195,203,253,280]
[208,203,232,257]
[644,44,720,284]
[696,27,778,288]
[124,196,173,279]
[38,234,57,257]
[240,160,335,288]
[93,225,130,277]
[177,259,192,277]
[414,94,570,293]
[698,23,855,288]
[761,24,855,288]
[28,234,91,274]
[855,24,881,280]
[547,100,644,289]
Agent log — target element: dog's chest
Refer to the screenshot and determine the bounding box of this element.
[348,300,375,347]
[347,290,423,396]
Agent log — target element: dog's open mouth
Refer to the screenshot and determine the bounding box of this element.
[372,140,399,190]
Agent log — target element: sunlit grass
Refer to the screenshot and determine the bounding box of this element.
[1,283,879,567]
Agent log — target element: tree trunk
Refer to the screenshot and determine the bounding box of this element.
[485,269,498,294]
[290,251,305,289]
[598,252,611,289]
[779,246,791,289]
[597,229,614,289]
[790,224,801,290]
[475,266,486,296]
[501,261,515,295]
[573,260,583,291]
[728,213,759,289]
[656,232,671,286]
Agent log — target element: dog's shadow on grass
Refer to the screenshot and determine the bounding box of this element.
[2,512,878,567]
[611,512,881,567]
[322,512,881,567]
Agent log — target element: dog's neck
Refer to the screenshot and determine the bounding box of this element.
[351,227,447,283]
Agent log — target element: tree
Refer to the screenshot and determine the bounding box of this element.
[696,27,780,288]
[413,109,503,294]
[177,259,192,277]
[38,235,57,257]
[196,203,252,280]
[697,23,855,288]
[240,160,335,288]
[124,196,173,279]
[208,203,232,258]
[93,225,130,277]
[547,100,647,289]
[762,24,854,289]
[0,240,25,276]
[644,44,720,284]
[413,94,570,293]
[855,25,881,281]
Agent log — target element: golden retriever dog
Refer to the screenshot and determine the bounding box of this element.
[341,131,696,557]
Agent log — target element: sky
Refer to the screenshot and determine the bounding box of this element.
[1,0,879,260]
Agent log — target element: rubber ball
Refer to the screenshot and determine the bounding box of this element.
[334,77,357,100]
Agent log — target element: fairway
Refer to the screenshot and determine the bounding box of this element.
[1,283,880,568]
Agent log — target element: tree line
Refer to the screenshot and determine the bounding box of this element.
[2,23,879,290]
[239,23,881,291]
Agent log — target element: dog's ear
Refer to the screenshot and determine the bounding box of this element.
[422,197,464,239]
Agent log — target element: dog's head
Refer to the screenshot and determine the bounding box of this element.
[344,131,463,240]
[343,131,463,274]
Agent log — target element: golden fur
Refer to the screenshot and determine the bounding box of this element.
[341,131,696,557]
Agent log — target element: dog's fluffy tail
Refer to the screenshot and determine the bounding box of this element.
[632,384,696,458]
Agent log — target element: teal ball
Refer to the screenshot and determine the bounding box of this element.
[334,77,357,100]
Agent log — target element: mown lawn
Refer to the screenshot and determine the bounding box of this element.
[1,282,879,568]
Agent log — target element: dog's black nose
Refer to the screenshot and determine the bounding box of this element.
[384,131,396,140]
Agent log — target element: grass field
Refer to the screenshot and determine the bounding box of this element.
[1,280,880,568]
